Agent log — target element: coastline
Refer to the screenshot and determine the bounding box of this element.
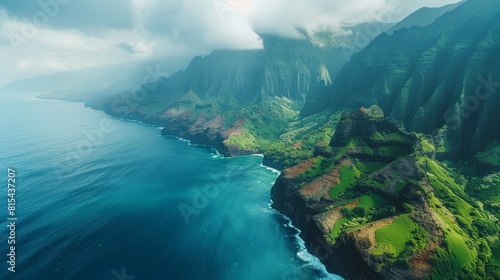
[154,125,349,279]
[271,208,345,280]
[48,96,344,279]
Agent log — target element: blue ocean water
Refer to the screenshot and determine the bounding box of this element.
[0,93,342,280]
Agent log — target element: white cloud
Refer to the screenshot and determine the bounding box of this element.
[15,61,32,70]
[131,0,157,29]
[0,0,461,86]
[0,7,190,85]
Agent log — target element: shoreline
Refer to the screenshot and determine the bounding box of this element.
[128,115,343,279]
[42,95,344,279]
[156,130,345,279]
[271,207,345,280]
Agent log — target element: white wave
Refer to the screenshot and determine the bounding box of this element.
[272,208,344,280]
[259,163,281,174]
[109,116,158,127]
[251,153,264,157]
[297,249,313,262]
[211,152,223,159]
[173,136,190,143]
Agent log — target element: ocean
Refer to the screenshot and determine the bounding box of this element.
[0,92,342,280]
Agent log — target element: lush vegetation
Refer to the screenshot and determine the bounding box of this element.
[373,215,425,258]
[95,8,500,277]
[466,172,500,220]
[475,141,500,167]
[225,132,257,152]
[285,107,500,279]
[329,165,361,199]
[260,110,342,168]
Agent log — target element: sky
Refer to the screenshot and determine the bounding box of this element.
[0,0,461,86]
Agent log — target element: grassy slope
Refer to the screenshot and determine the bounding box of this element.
[293,126,500,279]
[155,93,343,168]
[257,108,342,168]
[373,215,421,257]
[329,165,361,199]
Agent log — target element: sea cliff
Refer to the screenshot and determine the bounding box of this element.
[271,106,499,279]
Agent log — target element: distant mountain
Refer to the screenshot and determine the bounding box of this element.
[1,67,109,93]
[0,56,191,101]
[302,0,500,160]
[386,2,463,35]
[311,22,395,48]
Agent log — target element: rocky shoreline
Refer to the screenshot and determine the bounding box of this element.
[271,160,380,279]
[87,101,364,278]
[86,103,497,280]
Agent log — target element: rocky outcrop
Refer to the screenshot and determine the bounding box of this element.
[330,107,412,146]
[272,107,398,278]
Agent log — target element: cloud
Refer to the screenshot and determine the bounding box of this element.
[0,10,178,85]
[235,0,461,37]
[0,0,461,85]
[116,41,152,55]
[116,42,136,54]
[0,0,133,32]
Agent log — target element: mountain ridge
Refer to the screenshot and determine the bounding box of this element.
[301,0,500,161]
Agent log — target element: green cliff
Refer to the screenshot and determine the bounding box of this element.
[302,0,500,161]
[272,106,500,279]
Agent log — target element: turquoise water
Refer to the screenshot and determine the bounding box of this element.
[0,93,342,280]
